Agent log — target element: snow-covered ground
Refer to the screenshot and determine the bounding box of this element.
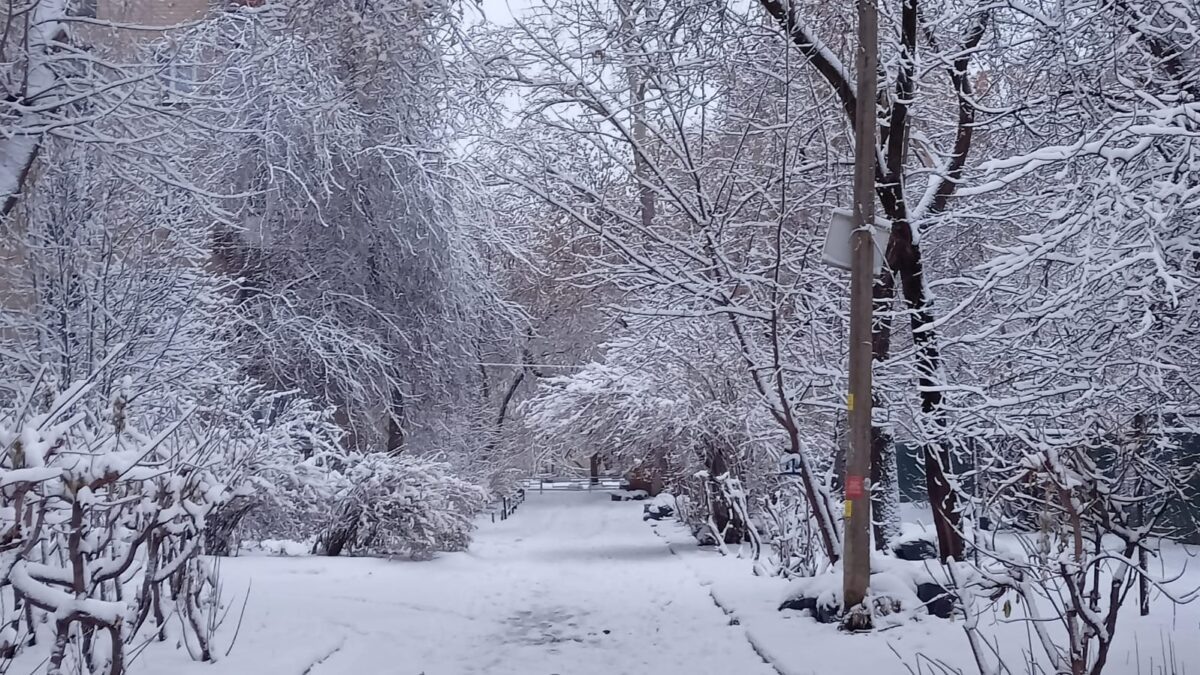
[133,491,778,675]
[119,492,1200,675]
[652,509,1200,675]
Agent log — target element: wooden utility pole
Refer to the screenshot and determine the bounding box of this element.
[842,0,878,631]
[617,0,656,232]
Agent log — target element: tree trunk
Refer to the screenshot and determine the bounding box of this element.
[0,140,39,220]
[870,272,900,550]
[386,387,405,452]
[891,231,962,561]
[0,3,68,219]
[871,426,899,549]
[705,443,746,544]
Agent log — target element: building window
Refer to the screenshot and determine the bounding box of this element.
[153,46,197,105]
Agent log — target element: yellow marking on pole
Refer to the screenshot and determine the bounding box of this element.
[844,500,853,519]
[847,393,855,412]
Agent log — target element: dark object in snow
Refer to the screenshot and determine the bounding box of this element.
[978,515,992,531]
[813,601,840,624]
[642,502,674,521]
[917,583,955,618]
[778,595,815,612]
[778,595,839,624]
[892,538,938,561]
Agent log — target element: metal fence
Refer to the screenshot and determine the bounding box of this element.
[485,477,626,524]
[489,488,526,523]
[521,477,624,492]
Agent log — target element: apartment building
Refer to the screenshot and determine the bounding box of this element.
[76,0,215,53]
[95,0,212,24]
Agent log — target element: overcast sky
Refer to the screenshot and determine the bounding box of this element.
[467,0,528,26]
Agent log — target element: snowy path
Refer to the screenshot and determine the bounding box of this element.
[142,491,778,675]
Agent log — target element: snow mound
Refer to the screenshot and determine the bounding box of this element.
[243,539,313,557]
[643,492,676,520]
[780,553,956,624]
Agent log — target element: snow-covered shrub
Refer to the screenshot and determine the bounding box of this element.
[642,492,676,520]
[314,454,488,559]
[779,553,952,627]
[204,391,346,555]
[954,425,1199,675]
[761,489,823,579]
[0,373,232,673]
[612,489,649,501]
[0,124,358,670]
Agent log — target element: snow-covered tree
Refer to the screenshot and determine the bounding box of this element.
[473,0,855,562]
[161,3,524,460]
[0,3,517,670]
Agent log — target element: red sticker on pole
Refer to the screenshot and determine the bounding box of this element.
[846,475,865,500]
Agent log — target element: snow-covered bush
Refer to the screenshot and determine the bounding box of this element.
[484,467,528,503]
[314,454,488,559]
[760,489,824,579]
[952,423,1199,675]
[0,373,231,673]
[0,111,360,671]
[203,391,346,555]
[642,492,676,520]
